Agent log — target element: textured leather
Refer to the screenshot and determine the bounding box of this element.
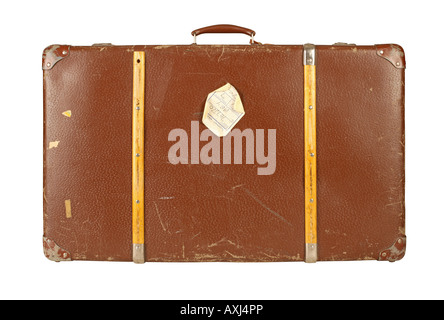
[43,43,405,262]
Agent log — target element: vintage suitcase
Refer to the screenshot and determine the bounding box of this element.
[43,24,406,263]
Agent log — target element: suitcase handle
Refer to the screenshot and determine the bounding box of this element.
[191,24,256,44]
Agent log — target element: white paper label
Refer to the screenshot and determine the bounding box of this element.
[202,83,245,137]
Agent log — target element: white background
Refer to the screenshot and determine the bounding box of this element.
[0,0,442,300]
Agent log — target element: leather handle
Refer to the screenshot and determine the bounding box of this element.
[191,24,256,44]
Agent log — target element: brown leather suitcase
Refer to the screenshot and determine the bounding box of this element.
[43,24,406,263]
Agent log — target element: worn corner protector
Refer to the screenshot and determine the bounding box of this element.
[42,45,71,70]
[375,44,405,69]
[43,236,71,262]
[378,236,406,262]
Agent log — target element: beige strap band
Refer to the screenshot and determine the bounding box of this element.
[132,51,146,264]
[304,44,318,263]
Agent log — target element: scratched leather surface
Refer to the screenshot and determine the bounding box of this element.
[43,44,405,261]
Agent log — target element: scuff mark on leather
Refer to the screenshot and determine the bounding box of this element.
[218,46,229,63]
[153,202,167,232]
[159,196,175,200]
[65,199,72,219]
[224,250,244,259]
[62,110,72,117]
[207,237,239,248]
[48,141,60,149]
[153,45,174,50]
[43,187,48,204]
[241,187,292,226]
